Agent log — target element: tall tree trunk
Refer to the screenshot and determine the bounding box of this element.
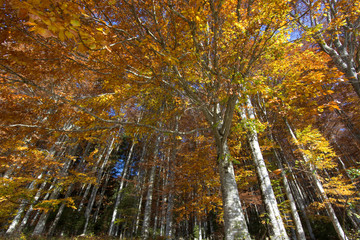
[32,186,62,236]
[6,172,44,235]
[216,138,251,240]
[141,160,157,239]
[108,138,135,236]
[164,140,178,239]
[32,143,75,236]
[83,137,115,235]
[94,170,111,223]
[285,119,349,240]
[273,149,306,240]
[132,138,149,237]
[7,133,71,235]
[78,183,92,212]
[239,97,289,240]
[47,183,75,236]
[77,146,107,212]
[204,97,251,240]
[18,175,49,232]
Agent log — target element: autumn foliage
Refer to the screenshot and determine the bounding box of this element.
[1,0,360,239]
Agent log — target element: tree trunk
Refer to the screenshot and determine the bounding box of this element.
[108,138,135,236]
[94,171,111,223]
[32,149,75,236]
[285,119,349,240]
[83,137,115,235]
[217,138,251,240]
[141,162,157,239]
[47,183,75,236]
[6,172,44,235]
[273,149,306,240]
[239,97,289,240]
[32,186,62,236]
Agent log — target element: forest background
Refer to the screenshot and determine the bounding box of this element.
[1,0,360,239]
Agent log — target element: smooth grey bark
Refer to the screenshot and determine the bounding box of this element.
[7,133,71,235]
[78,146,107,212]
[258,98,306,240]
[78,183,92,212]
[19,175,49,231]
[239,97,289,240]
[6,202,27,234]
[198,97,251,240]
[159,165,167,237]
[164,137,178,239]
[94,171,111,223]
[32,143,75,236]
[47,183,75,236]
[134,192,144,235]
[141,142,158,239]
[108,138,135,236]
[6,172,44,235]
[294,1,360,97]
[284,159,316,240]
[83,137,115,235]
[153,186,161,236]
[318,39,360,97]
[164,190,174,238]
[217,139,251,240]
[48,141,91,236]
[128,137,149,237]
[32,187,61,236]
[285,119,349,240]
[273,150,306,240]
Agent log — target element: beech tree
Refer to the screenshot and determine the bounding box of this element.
[1,0,360,239]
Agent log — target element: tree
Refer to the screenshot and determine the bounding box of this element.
[2,0,360,239]
[292,0,360,97]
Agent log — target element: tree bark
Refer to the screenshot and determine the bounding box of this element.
[108,138,135,236]
[217,138,251,240]
[141,140,158,239]
[6,172,44,235]
[83,137,115,235]
[32,144,75,236]
[285,119,349,240]
[47,183,75,236]
[273,149,306,240]
[239,97,289,240]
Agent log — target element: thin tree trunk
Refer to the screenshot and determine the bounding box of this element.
[134,192,144,235]
[7,133,71,235]
[32,148,75,236]
[6,172,44,234]
[83,137,115,235]
[78,146,107,212]
[164,145,177,239]
[285,119,349,240]
[47,183,75,236]
[239,97,289,240]
[32,186,62,236]
[108,138,136,236]
[94,170,111,223]
[273,149,306,240]
[141,160,157,239]
[18,175,48,232]
[132,139,149,237]
[78,183,92,212]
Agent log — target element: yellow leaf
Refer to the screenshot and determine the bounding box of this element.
[70,19,81,27]
[58,30,65,41]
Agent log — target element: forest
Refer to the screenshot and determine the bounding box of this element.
[0,0,360,239]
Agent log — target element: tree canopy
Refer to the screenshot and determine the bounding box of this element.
[1,0,360,239]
